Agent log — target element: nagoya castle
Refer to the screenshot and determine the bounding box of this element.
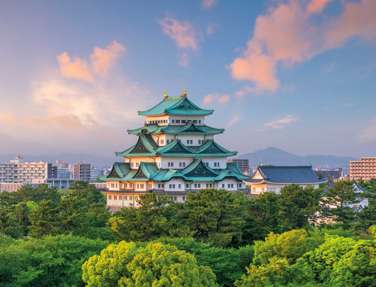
[105,91,247,209]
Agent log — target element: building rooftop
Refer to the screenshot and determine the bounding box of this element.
[116,135,237,158]
[138,94,214,116]
[106,159,248,183]
[127,123,224,136]
[248,165,325,184]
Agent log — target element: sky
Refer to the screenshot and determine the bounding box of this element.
[0,0,375,158]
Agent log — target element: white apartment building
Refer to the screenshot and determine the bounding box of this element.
[0,158,50,184]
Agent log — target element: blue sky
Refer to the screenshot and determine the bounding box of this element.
[0,0,375,158]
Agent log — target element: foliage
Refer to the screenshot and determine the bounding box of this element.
[182,189,247,246]
[0,182,112,240]
[0,234,107,287]
[110,190,248,247]
[82,241,218,287]
[157,237,252,287]
[252,229,322,265]
[236,257,290,287]
[236,227,376,287]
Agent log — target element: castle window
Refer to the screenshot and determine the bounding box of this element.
[108,195,112,200]
[186,139,193,145]
[168,162,174,167]
[178,184,181,188]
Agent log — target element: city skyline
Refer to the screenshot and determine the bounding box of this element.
[1,0,376,158]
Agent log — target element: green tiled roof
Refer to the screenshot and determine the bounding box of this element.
[116,137,237,158]
[127,123,224,136]
[138,95,213,116]
[105,159,247,182]
[116,134,158,157]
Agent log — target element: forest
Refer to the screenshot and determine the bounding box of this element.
[1,180,376,286]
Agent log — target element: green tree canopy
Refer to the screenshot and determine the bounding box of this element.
[157,237,252,287]
[82,241,218,287]
[0,234,107,287]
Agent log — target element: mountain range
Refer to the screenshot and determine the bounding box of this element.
[238,147,354,170]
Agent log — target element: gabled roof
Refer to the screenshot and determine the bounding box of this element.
[138,95,213,116]
[181,159,218,179]
[157,139,193,155]
[107,162,131,178]
[195,140,237,156]
[128,123,224,136]
[116,134,158,157]
[248,165,325,184]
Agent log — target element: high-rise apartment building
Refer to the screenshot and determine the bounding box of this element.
[71,163,91,182]
[349,157,376,180]
[0,157,50,184]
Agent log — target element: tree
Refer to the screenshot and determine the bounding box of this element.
[28,199,61,237]
[82,241,218,287]
[278,185,321,230]
[252,229,322,266]
[158,237,253,287]
[292,235,357,284]
[109,193,184,241]
[331,240,376,287]
[235,257,290,287]
[321,181,357,228]
[0,235,107,287]
[58,182,112,239]
[182,189,247,247]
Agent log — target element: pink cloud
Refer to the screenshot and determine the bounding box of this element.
[202,0,216,10]
[324,0,376,49]
[230,0,376,93]
[203,93,230,105]
[91,41,125,76]
[218,94,230,104]
[58,41,125,82]
[160,17,198,50]
[307,0,331,14]
[57,52,93,82]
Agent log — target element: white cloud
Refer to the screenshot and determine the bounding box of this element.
[264,115,298,129]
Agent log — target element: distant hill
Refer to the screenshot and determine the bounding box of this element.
[238,147,353,170]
